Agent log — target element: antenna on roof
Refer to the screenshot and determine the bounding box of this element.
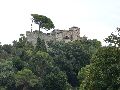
[31,18,33,32]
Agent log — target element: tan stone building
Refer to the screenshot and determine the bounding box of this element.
[26,26,80,45]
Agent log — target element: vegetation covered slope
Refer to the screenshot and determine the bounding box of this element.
[0,14,119,90]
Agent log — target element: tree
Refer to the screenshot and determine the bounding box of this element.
[2,44,13,54]
[105,27,120,47]
[31,14,54,37]
[44,68,70,90]
[48,41,91,87]
[0,61,15,89]
[78,29,120,90]
[12,34,34,50]
[78,38,101,56]
[29,51,54,77]
[47,39,101,88]
[0,44,13,60]
[12,35,34,62]
[35,37,47,52]
[31,14,54,51]
[15,69,38,90]
[79,47,120,90]
[28,51,71,90]
[12,57,26,71]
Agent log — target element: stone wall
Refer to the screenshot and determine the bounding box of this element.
[26,26,80,45]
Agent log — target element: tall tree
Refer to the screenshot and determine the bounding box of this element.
[105,27,120,47]
[78,29,120,90]
[79,47,120,90]
[31,14,54,51]
[31,14,54,37]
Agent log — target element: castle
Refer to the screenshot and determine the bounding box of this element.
[26,26,80,45]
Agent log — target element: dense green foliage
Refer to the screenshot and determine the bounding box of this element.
[15,69,38,90]
[1,14,120,90]
[78,47,120,90]
[48,39,100,87]
[35,37,47,52]
[78,28,120,90]
[105,27,120,47]
[0,34,101,90]
[31,14,54,30]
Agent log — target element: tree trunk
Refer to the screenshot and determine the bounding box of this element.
[23,86,28,90]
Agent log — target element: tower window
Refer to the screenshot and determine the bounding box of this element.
[64,36,69,39]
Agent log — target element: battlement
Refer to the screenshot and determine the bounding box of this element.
[26,26,80,45]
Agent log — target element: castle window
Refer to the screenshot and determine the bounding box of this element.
[47,33,50,35]
[64,36,69,39]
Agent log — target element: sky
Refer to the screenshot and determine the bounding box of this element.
[0,0,120,45]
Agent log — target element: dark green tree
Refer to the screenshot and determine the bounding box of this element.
[44,68,70,90]
[0,44,13,60]
[48,41,91,87]
[0,60,15,89]
[35,37,47,52]
[105,27,120,47]
[2,44,13,54]
[12,57,26,71]
[31,14,54,37]
[79,47,120,90]
[12,35,34,62]
[31,14,54,52]
[78,29,120,90]
[29,51,54,77]
[12,34,33,50]
[15,69,38,90]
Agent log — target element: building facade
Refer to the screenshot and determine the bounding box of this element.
[26,26,80,45]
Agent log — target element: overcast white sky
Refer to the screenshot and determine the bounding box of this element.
[0,0,120,45]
